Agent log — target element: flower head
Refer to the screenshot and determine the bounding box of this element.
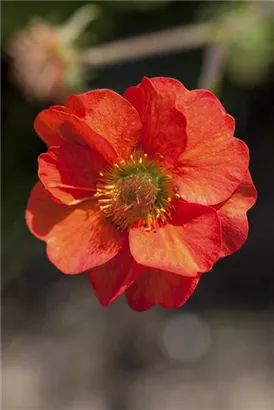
[26,77,257,311]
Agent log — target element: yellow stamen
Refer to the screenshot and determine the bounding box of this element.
[95,151,176,231]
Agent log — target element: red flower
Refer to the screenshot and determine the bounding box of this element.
[26,77,257,311]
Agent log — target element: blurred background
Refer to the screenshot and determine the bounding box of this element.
[1,1,274,409]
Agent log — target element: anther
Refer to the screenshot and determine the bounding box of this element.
[154,152,164,159]
[100,204,111,210]
[95,150,174,231]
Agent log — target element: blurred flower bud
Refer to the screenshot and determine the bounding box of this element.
[6,4,100,102]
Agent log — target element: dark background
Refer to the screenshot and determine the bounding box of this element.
[2,2,274,409]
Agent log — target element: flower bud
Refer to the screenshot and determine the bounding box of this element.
[6,5,100,102]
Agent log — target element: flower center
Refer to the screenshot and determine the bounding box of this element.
[95,152,175,231]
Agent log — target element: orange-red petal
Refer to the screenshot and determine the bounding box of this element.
[34,107,91,147]
[125,77,187,168]
[34,105,79,147]
[66,89,142,162]
[38,143,106,205]
[129,200,221,277]
[215,171,257,257]
[26,182,125,274]
[126,268,200,311]
[88,238,144,306]
[174,89,249,205]
[26,182,71,241]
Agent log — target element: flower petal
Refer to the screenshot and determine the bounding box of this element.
[215,171,257,257]
[26,182,125,274]
[147,77,188,96]
[26,182,71,241]
[66,89,142,162]
[34,106,75,147]
[88,238,143,306]
[38,143,106,205]
[34,106,116,155]
[34,107,64,147]
[129,201,221,277]
[174,89,249,204]
[125,77,187,168]
[126,268,200,311]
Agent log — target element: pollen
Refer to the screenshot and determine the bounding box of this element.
[95,151,175,231]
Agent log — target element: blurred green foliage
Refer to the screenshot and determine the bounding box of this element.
[227,5,274,86]
[1,1,172,44]
[103,0,171,12]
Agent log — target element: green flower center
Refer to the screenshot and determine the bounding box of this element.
[95,152,175,231]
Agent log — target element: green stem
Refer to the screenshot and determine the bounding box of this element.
[79,21,218,67]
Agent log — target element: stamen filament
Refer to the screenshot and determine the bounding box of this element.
[95,151,177,231]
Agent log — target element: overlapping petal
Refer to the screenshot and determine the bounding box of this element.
[129,201,221,276]
[66,89,142,162]
[125,77,187,168]
[215,171,257,257]
[26,183,125,274]
[34,107,95,147]
[126,77,249,205]
[146,76,188,97]
[34,106,66,147]
[35,90,142,163]
[26,182,71,241]
[126,268,200,311]
[174,89,249,205]
[38,143,107,205]
[88,238,143,306]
